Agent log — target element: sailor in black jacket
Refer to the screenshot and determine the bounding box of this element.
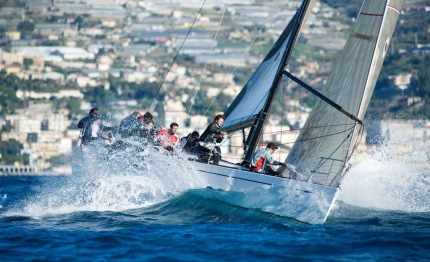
[77,107,99,129]
[199,114,227,165]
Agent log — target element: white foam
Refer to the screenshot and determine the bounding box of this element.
[6,145,207,218]
[339,142,430,212]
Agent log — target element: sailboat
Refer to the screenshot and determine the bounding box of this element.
[179,0,403,224]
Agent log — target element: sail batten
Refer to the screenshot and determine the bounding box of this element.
[285,0,403,187]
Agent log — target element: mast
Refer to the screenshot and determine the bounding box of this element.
[243,0,313,162]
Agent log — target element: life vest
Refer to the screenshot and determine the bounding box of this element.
[155,128,179,151]
[250,156,265,172]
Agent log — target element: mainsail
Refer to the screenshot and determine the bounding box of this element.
[222,0,317,133]
[285,0,403,186]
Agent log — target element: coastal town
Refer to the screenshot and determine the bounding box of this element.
[0,0,429,175]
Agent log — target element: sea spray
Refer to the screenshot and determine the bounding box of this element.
[339,140,430,212]
[0,193,5,210]
[6,143,208,218]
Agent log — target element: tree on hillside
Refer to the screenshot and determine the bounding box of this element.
[73,16,84,30]
[47,154,69,166]
[84,85,116,109]
[416,57,430,97]
[17,21,35,39]
[66,97,82,115]
[0,139,23,165]
[23,58,33,69]
[0,72,23,116]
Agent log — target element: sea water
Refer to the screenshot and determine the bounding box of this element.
[1,144,429,261]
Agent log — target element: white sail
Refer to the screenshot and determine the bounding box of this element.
[285,0,403,186]
[222,0,317,132]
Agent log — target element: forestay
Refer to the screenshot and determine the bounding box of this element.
[222,0,317,133]
[285,0,403,186]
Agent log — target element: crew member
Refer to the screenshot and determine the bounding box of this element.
[198,114,227,165]
[81,115,116,145]
[155,122,180,151]
[119,111,141,138]
[250,142,286,176]
[77,107,99,129]
[181,131,200,154]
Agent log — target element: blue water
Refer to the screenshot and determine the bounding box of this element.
[1,148,430,261]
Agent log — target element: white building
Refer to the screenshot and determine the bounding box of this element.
[16,89,84,100]
[164,99,188,131]
[13,46,95,61]
[0,51,24,64]
[14,118,42,133]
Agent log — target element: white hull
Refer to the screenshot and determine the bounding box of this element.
[190,160,340,224]
[77,145,339,224]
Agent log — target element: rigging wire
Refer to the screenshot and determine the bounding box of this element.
[279,76,286,160]
[296,81,304,140]
[215,122,357,142]
[335,123,365,184]
[222,123,358,147]
[190,23,268,155]
[148,0,208,111]
[186,3,228,118]
[263,122,356,133]
[287,124,358,145]
[347,123,365,162]
[201,24,266,119]
[180,4,227,148]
